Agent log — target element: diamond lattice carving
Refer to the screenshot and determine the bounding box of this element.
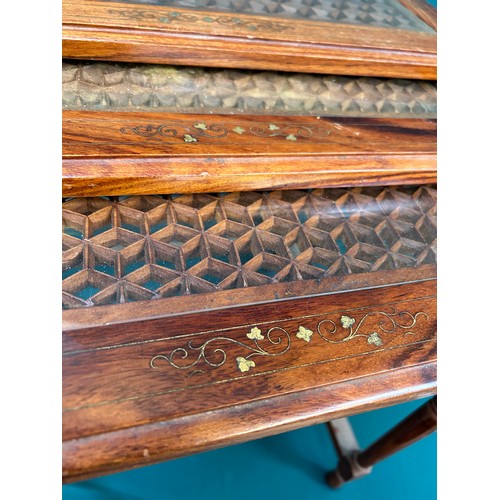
[63,62,437,118]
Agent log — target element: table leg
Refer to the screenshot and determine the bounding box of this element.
[325,396,437,488]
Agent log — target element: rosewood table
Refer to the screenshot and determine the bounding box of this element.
[61,0,437,485]
[63,185,437,482]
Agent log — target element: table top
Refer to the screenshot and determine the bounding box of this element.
[62,0,436,78]
[62,186,437,482]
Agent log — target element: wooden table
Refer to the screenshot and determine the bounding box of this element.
[61,0,437,484]
[62,186,437,482]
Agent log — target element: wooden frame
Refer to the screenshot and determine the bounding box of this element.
[63,276,436,482]
[62,184,437,481]
[62,0,436,79]
[63,111,436,197]
[61,0,438,474]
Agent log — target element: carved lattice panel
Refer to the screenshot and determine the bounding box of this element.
[97,0,434,32]
[62,186,437,309]
[62,61,437,118]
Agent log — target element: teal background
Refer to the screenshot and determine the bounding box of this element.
[63,397,437,500]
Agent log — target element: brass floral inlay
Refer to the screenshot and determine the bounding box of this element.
[367,332,383,346]
[107,9,292,33]
[247,327,264,340]
[120,123,228,142]
[120,121,336,143]
[296,326,313,342]
[340,315,355,329]
[150,326,291,374]
[236,357,256,372]
[250,124,332,140]
[150,308,428,375]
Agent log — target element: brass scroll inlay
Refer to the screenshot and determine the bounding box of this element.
[119,122,228,142]
[249,123,332,140]
[315,310,427,346]
[150,308,428,374]
[107,9,292,32]
[119,121,339,143]
[150,326,291,374]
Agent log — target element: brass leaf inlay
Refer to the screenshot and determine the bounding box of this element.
[296,326,313,342]
[150,326,291,375]
[120,123,228,143]
[367,332,383,346]
[120,122,336,143]
[150,308,428,376]
[340,315,355,329]
[236,357,256,373]
[247,327,264,340]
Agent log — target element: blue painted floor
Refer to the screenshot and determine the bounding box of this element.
[63,397,436,500]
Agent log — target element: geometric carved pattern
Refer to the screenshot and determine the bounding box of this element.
[62,61,437,118]
[62,186,437,309]
[99,0,434,32]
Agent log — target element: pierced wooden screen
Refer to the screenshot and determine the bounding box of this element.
[63,185,436,309]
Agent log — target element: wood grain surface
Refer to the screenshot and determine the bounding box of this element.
[62,0,436,78]
[63,277,436,482]
[63,265,437,331]
[399,0,437,31]
[63,112,437,196]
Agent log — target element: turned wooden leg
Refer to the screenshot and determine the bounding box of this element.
[325,396,437,488]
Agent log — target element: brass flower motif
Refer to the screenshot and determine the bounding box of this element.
[247,327,264,340]
[367,332,383,346]
[233,126,245,135]
[296,325,313,342]
[340,315,355,329]
[236,356,256,372]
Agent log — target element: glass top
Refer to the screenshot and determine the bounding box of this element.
[63,185,437,310]
[99,0,435,33]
